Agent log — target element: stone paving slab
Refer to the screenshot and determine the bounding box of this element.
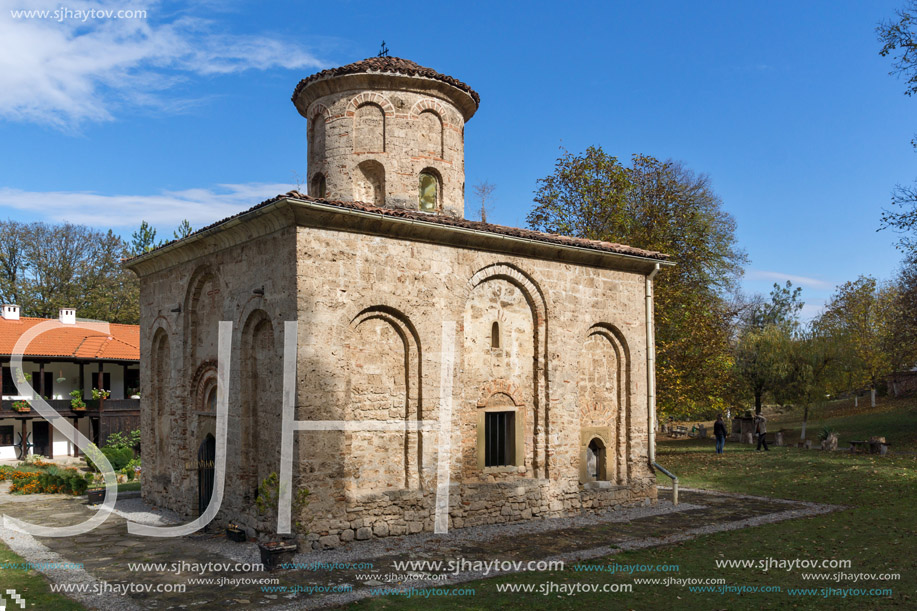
[0,487,841,610]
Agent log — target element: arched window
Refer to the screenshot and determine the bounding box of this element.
[586,437,607,481]
[205,385,217,412]
[418,110,443,158]
[309,114,326,163]
[353,103,385,153]
[310,173,326,198]
[491,321,500,348]
[418,172,439,212]
[355,160,385,205]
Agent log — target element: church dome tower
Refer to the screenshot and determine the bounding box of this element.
[292,56,479,218]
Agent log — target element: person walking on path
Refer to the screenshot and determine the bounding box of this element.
[755,414,769,451]
[714,414,727,454]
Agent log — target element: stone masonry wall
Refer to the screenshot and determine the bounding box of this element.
[293,225,656,548]
[135,215,657,545]
[137,225,298,529]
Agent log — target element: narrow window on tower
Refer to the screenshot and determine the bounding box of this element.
[311,173,326,198]
[418,172,439,212]
[491,321,500,348]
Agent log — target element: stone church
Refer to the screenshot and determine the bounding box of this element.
[127,56,671,547]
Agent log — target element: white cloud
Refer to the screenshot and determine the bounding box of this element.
[746,269,834,290]
[0,0,325,129]
[799,302,826,322]
[0,182,295,230]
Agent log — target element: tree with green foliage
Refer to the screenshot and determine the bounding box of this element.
[527,147,747,418]
[734,281,803,414]
[878,1,917,97]
[173,219,193,240]
[816,276,901,400]
[130,220,160,256]
[878,2,917,253]
[891,256,917,371]
[782,324,841,441]
[0,220,139,324]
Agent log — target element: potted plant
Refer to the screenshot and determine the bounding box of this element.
[69,389,87,411]
[91,388,110,401]
[818,426,838,451]
[86,487,105,504]
[226,522,247,542]
[11,400,30,414]
[255,472,310,570]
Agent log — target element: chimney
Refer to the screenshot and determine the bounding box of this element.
[59,308,76,324]
[2,305,20,321]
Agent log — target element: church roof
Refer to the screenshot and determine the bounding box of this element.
[131,192,671,264]
[292,56,481,108]
[0,317,139,361]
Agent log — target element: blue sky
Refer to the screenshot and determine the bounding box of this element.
[1,0,913,318]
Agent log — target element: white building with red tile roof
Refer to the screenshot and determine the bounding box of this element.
[0,304,140,460]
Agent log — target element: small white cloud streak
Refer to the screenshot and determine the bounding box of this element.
[799,301,826,322]
[746,269,834,290]
[0,0,325,129]
[0,182,294,230]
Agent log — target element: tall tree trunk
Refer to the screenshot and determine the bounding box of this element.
[755,390,763,415]
[800,405,809,440]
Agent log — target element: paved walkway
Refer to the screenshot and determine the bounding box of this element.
[0,485,840,610]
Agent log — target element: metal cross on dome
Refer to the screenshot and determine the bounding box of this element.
[378,41,389,58]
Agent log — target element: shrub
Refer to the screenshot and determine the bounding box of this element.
[88,446,134,472]
[6,465,91,495]
[105,429,141,452]
[256,472,310,533]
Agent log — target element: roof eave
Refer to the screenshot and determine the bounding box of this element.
[285,197,673,274]
[127,196,672,276]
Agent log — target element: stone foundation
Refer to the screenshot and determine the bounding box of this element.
[300,478,656,549]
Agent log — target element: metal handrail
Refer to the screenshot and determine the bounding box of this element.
[653,462,679,506]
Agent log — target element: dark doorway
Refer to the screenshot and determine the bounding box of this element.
[33,421,51,458]
[587,437,606,481]
[197,434,216,516]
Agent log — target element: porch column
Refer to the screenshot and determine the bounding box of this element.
[70,417,80,457]
[19,418,27,459]
[79,362,85,399]
[97,362,105,415]
[38,361,45,398]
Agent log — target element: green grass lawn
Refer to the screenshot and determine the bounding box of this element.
[3,399,914,610]
[117,481,141,492]
[0,543,85,610]
[353,396,917,610]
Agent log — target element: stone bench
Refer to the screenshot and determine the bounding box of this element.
[848,440,891,455]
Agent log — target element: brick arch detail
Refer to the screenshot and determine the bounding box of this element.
[409,98,448,121]
[307,102,332,121]
[346,92,395,116]
[476,379,525,408]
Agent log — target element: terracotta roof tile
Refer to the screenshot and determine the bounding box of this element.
[129,192,671,263]
[0,317,139,361]
[292,56,481,107]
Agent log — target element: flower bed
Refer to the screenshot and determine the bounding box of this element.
[0,464,92,495]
